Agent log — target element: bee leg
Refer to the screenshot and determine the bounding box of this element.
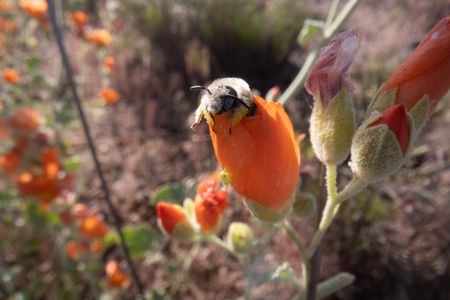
[191,106,205,130]
[204,111,216,132]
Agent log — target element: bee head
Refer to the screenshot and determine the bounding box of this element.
[190,78,253,115]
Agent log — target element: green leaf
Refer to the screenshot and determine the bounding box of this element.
[297,19,325,46]
[63,156,82,171]
[270,262,296,283]
[123,224,158,258]
[24,203,60,226]
[26,57,41,71]
[150,183,186,206]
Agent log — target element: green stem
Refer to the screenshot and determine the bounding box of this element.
[335,176,367,204]
[205,235,242,261]
[308,164,338,257]
[278,0,360,105]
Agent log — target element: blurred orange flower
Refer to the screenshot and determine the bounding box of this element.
[2,68,20,84]
[194,174,228,233]
[73,203,89,219]
[209,95,300,214]
[104,56,115,72]
[19,0,47,19]
[9,108,42,130]
[100,87,119,104]
[105,260,130,289]
[79,215,108,239]
[87,28,112,46]
[0,1,11,11]
[71,10,89,27]
[0,17,16,32]
[382,15,450,116]
[16,148,62,205]
[156,202,187,235]
[65,240,88,260]
[90,241,102,254]
[0,149,21,176]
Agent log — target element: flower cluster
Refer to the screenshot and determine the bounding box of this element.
[63,204,108,260]
[156,173,229,238]
[0,108,72,207]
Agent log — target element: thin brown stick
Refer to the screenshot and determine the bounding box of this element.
[46,0,144,295]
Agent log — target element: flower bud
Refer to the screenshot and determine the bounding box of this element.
[350,104,412,181]
[306,30,359,165]
[194,174,228,233]
[156,202,194,240]
[292,192,316,219]
[227,222,254,254]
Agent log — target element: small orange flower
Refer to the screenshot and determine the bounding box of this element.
[0,17,16,32]
[73,203,89,219]
[104,56,115,72]
[210,96,300,214]
[369,104,410,154]
[105,260,130,289]
[87,28,112,46]
[0,149,21,176]
[100,87,119,104]
[71,10,89,28]
[381,16,450,116]
[2,68,20,84]
[79,215,108,239]
[194,175,228,233]
[156,202,188,235]
[19,0,47,19]
[90,241,102,254]
[9,108,42,131]
[65,240,88,260]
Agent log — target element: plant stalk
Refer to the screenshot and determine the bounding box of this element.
[46,0,144,296]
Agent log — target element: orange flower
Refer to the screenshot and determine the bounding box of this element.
[156,202,188,235]
[71,10,89,28]
[194,174,228,233]
[100,87,119,104]
[0,17,16,32]
[87,28,112,46]
[105,260,129,289]
[19,0,47,19]
[73,203,89,219]
[90,241,102,254]
[0,1,11,11]
[79,215,108,239]
[104,56,115,72]
[209,96,300,215]
[370,104,410,154]
[2,68,20,84]
[381,16,450,116]
[9,108,42,130]
[0,149,21,176]
[65,240,88,260]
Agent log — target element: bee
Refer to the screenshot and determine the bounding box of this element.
[190,77,256,133]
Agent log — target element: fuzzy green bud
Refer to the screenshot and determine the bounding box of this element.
[310,89,356,165]
[227,222,254,254]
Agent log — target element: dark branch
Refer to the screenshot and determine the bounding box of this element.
[46,0,144,296]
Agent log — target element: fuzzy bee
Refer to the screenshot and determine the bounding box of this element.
[190,77,256,132]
